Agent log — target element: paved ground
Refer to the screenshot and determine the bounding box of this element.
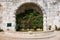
[0,31,60,40]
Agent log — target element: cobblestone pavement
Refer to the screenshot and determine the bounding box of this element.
[0,31,60,40]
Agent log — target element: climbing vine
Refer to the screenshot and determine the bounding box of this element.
[16,9,43,31]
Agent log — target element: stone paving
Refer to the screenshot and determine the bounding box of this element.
[0,31,60,40]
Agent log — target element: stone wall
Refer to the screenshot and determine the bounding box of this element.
[0,0,60,32]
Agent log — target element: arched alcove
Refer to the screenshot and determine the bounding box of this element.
[15,3,43,31]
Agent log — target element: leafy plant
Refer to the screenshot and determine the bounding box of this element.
[16,9,43,31]
[56,28,60,31]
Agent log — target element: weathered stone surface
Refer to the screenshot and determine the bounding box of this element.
[0,0,59,31]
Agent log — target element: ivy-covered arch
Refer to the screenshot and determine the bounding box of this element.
[15,2,43,31]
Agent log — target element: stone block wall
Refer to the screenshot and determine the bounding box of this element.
[0,0,60,32]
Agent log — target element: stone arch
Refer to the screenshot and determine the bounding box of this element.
[15,2,45,15]
[14,2,47,31]
[14,2,46,31]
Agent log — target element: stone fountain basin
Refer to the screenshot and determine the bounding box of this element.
[0,30,55,39]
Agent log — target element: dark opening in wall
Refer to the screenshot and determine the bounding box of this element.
[7,23,12,27]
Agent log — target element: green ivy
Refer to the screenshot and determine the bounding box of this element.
[16,9,43,31]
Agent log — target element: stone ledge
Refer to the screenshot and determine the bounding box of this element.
[0,30,56,39]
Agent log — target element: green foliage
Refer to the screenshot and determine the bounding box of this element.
[16,9,43,31]
[56,28,60,31]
